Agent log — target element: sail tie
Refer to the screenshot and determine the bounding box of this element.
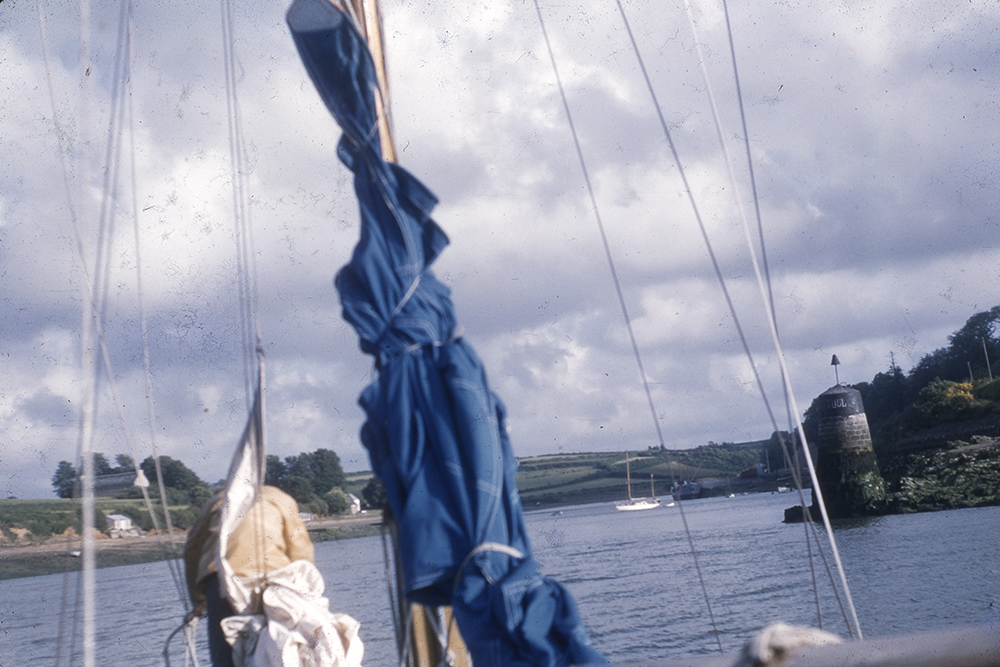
[453,542,526,591]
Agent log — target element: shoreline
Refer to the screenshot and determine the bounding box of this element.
[0,512,384,581]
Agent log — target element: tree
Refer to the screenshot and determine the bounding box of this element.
[324,487,350,514]
[265,455,287,486]
[92,453,115,476]
[139,456,211,505]
[115,454,134,471]
[279,475,315,504]
[305,449,346,494]
[267,448,346,500]
[140,456,204,491]
[905,308,1000,393]
[362,476,386,509]
[946,306,1000,381]
[52,461,78,498]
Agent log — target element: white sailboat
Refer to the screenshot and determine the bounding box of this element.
[615,452,661,511]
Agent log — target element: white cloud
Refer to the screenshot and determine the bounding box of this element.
[1,0,998,497]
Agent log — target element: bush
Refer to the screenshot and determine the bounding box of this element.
[188,483,214,509]
[117,504,152,531]
[168,507,198,531]
[974,378,1000,402]
[903,379,993,432]
[72,507,108,535]
[324,488,349,515]
[303,498,329,516]
[26,514,73,538]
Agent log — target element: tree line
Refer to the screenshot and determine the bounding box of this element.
[51,447,385,518]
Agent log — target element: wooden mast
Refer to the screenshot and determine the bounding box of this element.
[347,0,397,163]
[625,452,633,502]
[344,2,466,665]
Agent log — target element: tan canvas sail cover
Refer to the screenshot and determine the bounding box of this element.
[215,363,364,667]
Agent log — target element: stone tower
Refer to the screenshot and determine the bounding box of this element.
[811,384,887,518]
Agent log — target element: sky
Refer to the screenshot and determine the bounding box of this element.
[1,0,999,499]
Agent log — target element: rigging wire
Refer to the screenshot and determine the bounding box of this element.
[706,1,835,624]
[219,0,271,631]
[75,0,97,661]
[37,0,200,661]
[675,0,862,638]
[122,3,196,614]
[87,0,193,612]
[676,0,837,633]
[36,0,100,662]
[38,0,266,658]
[603,0,864,639]
[221,0,265,405]
[531,0,724,654]
[532,0,866,648]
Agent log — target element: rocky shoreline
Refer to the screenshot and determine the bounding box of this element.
[881,435,1000,512]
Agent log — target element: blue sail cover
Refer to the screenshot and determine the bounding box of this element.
[286,1,606,665]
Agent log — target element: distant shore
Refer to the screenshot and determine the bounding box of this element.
[0,512,383,581]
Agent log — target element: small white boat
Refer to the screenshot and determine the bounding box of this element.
[615,452,661,511]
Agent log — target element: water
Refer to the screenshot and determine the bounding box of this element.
[1,493,997,665]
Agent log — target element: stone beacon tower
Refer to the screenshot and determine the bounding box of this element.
[810,384,887,518]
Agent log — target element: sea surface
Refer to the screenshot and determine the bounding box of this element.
[1,492,997,665]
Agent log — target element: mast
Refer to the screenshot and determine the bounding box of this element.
[333,3,464,664]
[625,452,633,502]
[347,0,396,162]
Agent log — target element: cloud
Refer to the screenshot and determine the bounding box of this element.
[1,0,999,498]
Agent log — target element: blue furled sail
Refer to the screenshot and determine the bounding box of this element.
[286,0,607,665]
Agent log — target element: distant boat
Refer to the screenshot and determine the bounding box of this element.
[671,481,702,501]
[616,452,661,511]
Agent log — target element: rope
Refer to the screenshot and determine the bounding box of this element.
[40,0,267,658]
[118,0,194,621]
[163,618,202,667]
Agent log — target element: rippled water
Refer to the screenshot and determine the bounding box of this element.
[2,493,997,665]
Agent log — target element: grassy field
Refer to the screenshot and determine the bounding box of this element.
[332,446,773,510]
[513,447,768,507]
[0,497,192,539]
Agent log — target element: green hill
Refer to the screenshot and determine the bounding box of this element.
[515,441,784,508]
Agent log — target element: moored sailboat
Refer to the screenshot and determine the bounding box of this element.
[616,451,661,511]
